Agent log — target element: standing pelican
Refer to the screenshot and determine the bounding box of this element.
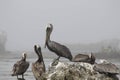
[73,53,95,64]
[11,52,29,79]
[44,23,73,61]
[32,45,46,80]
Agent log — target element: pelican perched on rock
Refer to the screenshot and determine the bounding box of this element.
[11,52,29,79]
[32,45,46,80]
[44,23,73,61]
[93,60,120,76]
[73,53,95,64]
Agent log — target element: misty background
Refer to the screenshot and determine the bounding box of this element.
[0,0,120,53]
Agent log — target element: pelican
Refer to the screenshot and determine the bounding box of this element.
[11,52,29,79]
[73,53,95,64]
[32,45,46,80]
[93,60,120,76]
[44,23,73,61]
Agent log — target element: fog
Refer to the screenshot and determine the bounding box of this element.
[0,0,120,51]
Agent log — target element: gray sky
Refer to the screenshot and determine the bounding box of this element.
[0,0,120,51]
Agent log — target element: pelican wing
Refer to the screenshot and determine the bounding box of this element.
[73,54,89,62]
[12,60,29,75]
[94,63,119,74]
[32,62,45,79]
[48,41,72,58]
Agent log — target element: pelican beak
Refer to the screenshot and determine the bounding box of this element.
[44,30,48,48]
[44,39,47,48]
[45,24,52,48]
[44,43,47,48]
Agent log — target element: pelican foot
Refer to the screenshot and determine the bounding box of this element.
[52,58,59,66]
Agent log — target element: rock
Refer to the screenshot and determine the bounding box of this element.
[39,60,119,80]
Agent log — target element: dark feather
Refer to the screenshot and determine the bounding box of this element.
[12,57,29,76]
[47,40,72,61]
[73,54,89,62]
[93,63,120,75]
[32,45,46,80]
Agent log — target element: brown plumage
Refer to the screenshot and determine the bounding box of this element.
[93,61,120,76]
[11,52,29,79]
[32,45,46,80]
[44,23,73,61]
[72,53,95,64]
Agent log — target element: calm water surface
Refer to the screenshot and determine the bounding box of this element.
[0,54,120,80]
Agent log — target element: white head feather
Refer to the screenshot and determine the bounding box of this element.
[22,52,27,58]
[36,44,40,49]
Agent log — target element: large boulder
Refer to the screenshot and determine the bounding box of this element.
[40,60,119,80]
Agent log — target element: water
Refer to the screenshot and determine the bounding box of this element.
[0,53,120,80]
[0,57,53,80]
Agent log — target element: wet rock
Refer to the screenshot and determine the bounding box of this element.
[39,60,119,80]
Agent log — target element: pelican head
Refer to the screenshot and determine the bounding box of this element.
[34,44,40,51]
[36,44,40,48]
[89,53,95,58]
[89,53,95,64]
[34,44,40,54]
[35,44,41,53]
[22,52,27,61]
[44,23,53,48]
